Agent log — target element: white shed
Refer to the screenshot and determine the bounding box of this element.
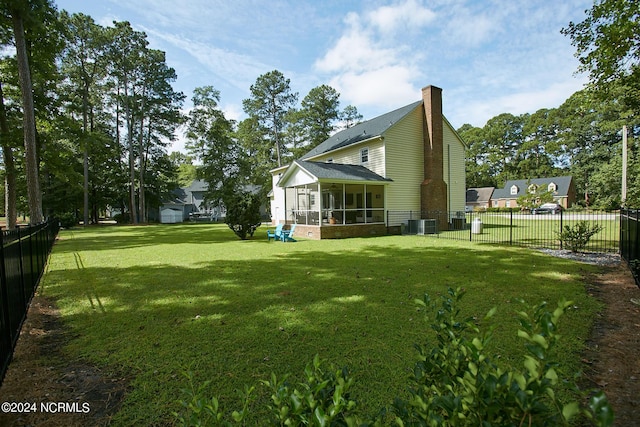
[160,207,183,224]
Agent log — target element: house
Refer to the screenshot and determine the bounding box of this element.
[269,85,466,239]
[160,181,267,223]
[160,180,223,223]
[466,187,495,211]
[490,176,576,209]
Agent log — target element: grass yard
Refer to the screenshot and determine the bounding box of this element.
[39,223,603,424]
[440,212,619,252]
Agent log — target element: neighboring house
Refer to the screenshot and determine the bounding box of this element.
[160,180,223,223]
[466,187,495,211]
[270,85,466,239]
[160,180,266,223]
[490,176,576,209]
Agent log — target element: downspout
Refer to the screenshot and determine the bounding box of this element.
[448,144,451,214]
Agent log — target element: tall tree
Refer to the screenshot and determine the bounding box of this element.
[107,21,148,223]
[555,87,629,207]
[185,86,237,206]
[458,123,496,188]
[59,12,108,225]
[562,0,640,93]
[0,81,16,228]
[300,84,341,150]
[340,105,363,129]
[134,48,184,222]
[242,70,298,167]
[483,113,525,186]
[518,108,561,179]
[168,151,197,187]
[5,0,49,224]
[235,116,271,198]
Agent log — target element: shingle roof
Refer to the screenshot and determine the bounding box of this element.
[295,160,392,183]
[466,187,495,203]
[301,100,423,160]
[492,176,573,199]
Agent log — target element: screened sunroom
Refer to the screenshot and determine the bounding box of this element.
[285,182,386,226]
[275,161,392,230]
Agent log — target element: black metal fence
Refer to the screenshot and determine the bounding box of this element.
[388,210,620,253]
[620,208,639,287]
[0,221,59,385]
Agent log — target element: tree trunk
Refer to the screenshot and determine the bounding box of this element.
[83,80,89,226]
[12,10,43,224]
[0,82,17,229]
[124,81,137,224]
[137,94,146,223]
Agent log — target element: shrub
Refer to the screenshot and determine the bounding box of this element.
[113,213,130,224]
[224,191,262,240]
[392,287,612,426]
[56,212,78,229]
[557,220,604,252]
[174,288,613,426]
[261,355,359,426]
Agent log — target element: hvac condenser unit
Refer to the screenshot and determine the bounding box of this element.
[406,219,438,235]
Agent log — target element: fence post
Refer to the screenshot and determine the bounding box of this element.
[559,209,564,250]
[469,212,473,242]
[627,209,640,266]
[509,210,513,246]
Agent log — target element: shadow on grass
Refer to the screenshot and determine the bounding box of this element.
[56,223,256,252]
[39,227,602,424]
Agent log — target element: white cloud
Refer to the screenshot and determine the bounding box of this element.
[314,0,433,114]
[142,28,267,92]
[366,0,435,35]
[314,15,398,74]
[329,67,419,110]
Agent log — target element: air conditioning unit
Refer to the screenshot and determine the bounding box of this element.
[407,219,438,235]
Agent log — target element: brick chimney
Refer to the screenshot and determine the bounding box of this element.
[420,85,448,223]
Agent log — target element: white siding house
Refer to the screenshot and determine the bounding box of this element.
[270,85,467,239]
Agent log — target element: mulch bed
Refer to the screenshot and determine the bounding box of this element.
[0,262,638,426]
[0,296,128,427]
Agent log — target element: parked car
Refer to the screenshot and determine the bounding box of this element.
[531,203,563,215]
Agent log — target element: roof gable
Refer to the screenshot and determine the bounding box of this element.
[466,187,495,203]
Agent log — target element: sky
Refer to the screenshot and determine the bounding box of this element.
[54,0,593,152]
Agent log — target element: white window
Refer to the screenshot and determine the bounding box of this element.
[510,185,518,195]
[548,182,557,193]
[506,200,511,208]
[528,184,538,194]
[360,148,369,163]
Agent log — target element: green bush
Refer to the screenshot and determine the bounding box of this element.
[174,288,613,426]
[392,288,612,426]
[56,212,78,229]
[485,207,520,213]
[557,221,604,252]
[113,213,130,224]
[224,191,262,240]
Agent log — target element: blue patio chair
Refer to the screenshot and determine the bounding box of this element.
[281,224,297,242]
[267,224,283,241]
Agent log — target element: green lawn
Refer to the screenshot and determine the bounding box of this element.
[40,223,603,424]
[439,212,619,252]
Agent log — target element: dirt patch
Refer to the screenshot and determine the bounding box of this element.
[0,294,129,427]
[0,263,638,426]
[582,263,640,426]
